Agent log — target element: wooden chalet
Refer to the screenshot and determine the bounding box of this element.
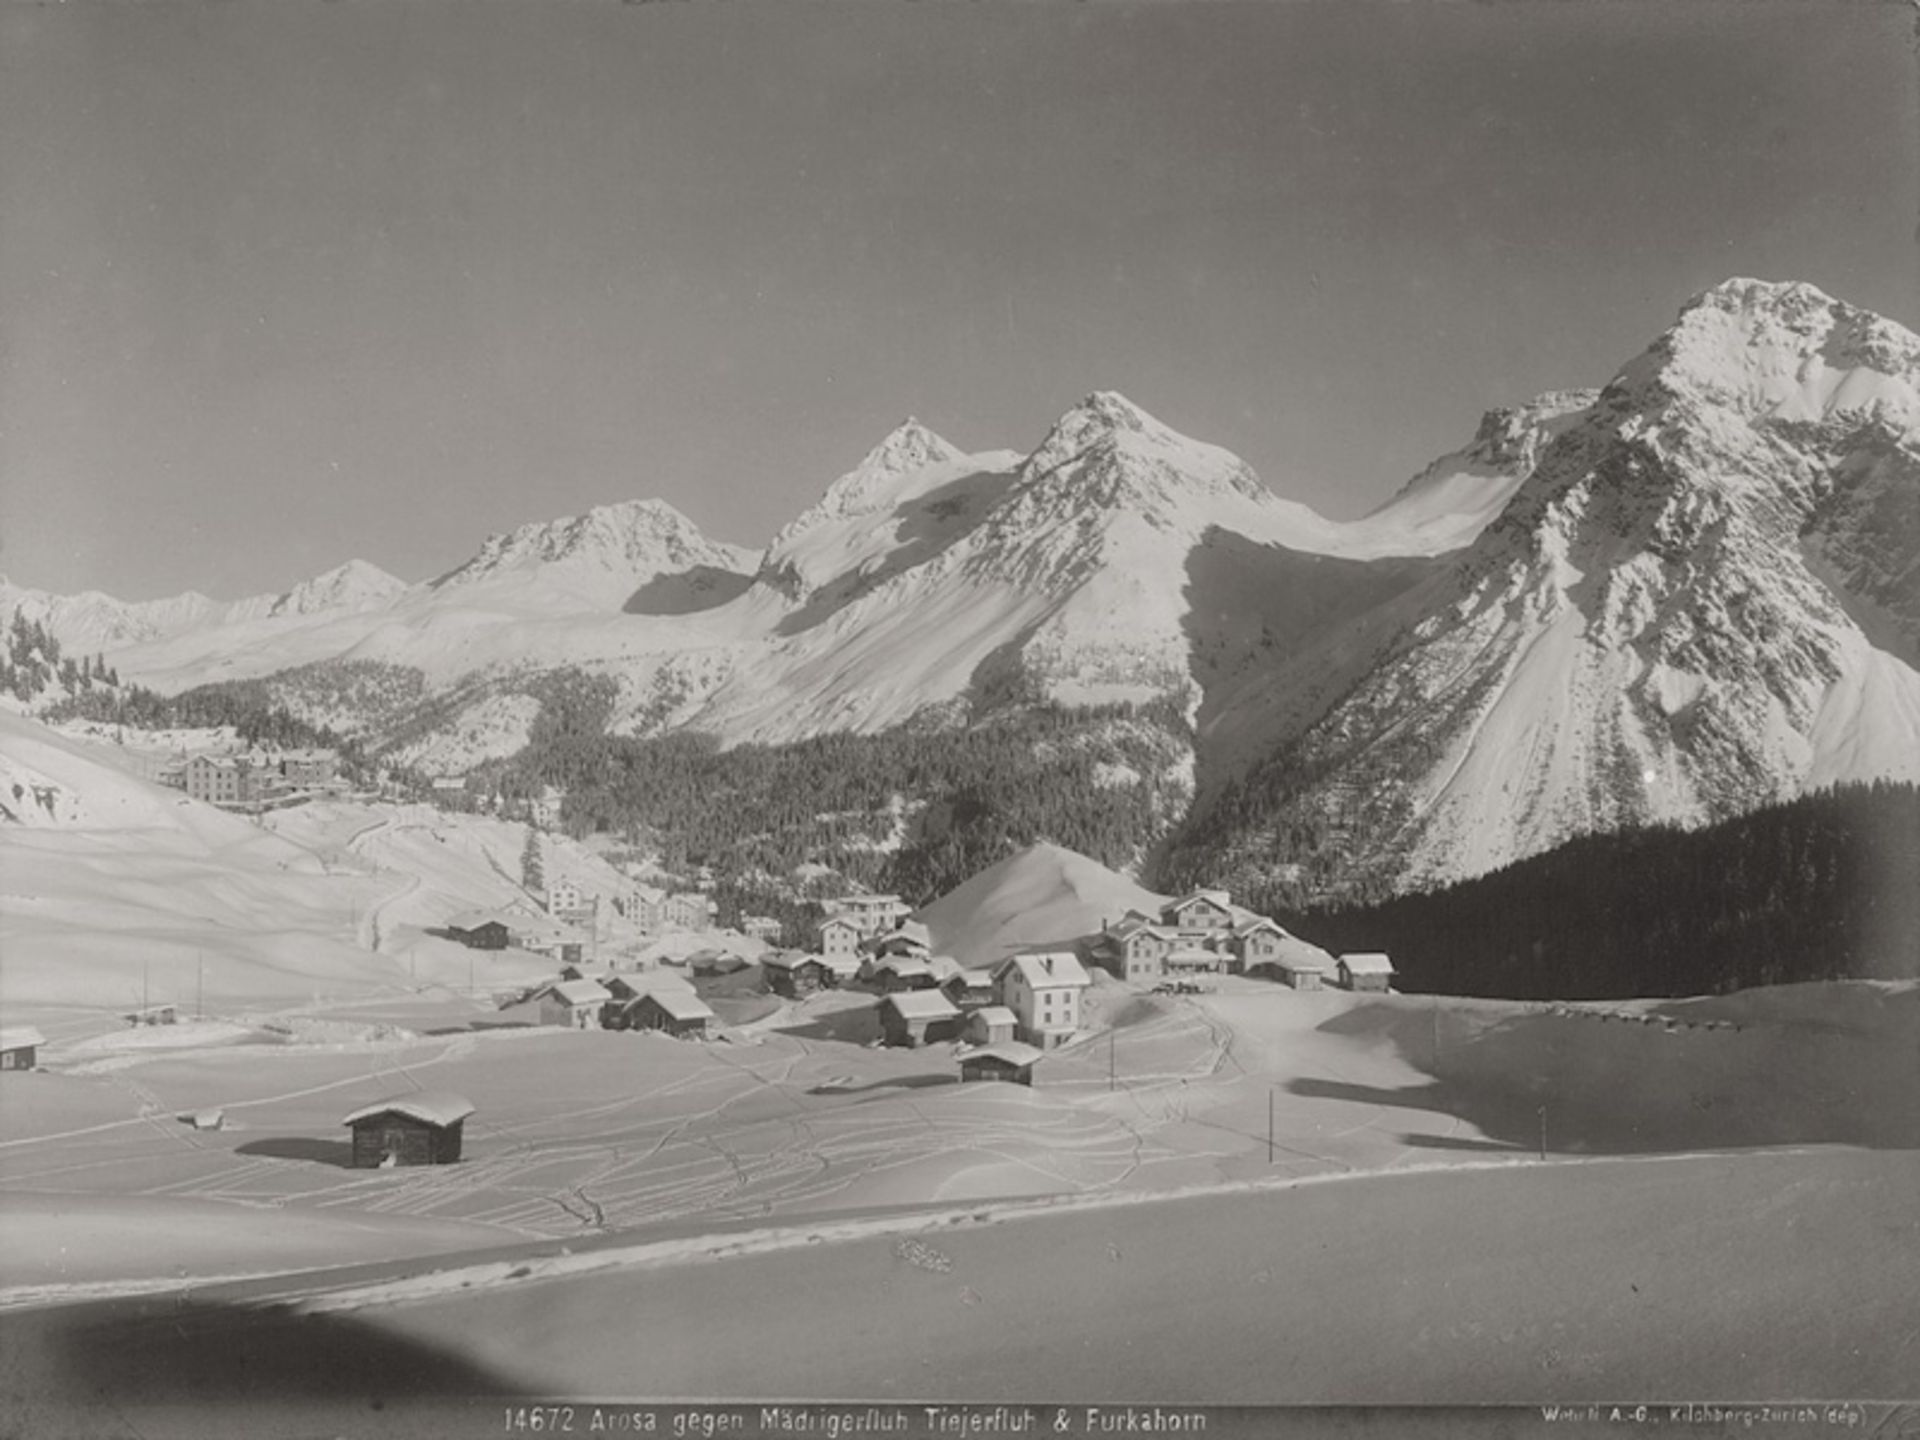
[959,1041,1043,1086]
[539,978,612,1029]
[1276,955,1330,990]
[940,965,996,1010]
[869,955,938,993]
[0,1026,45,1071]
[624,990,716,1039]
[444,909,515,950]
[762,951,832,998]
[878,990,962,1048]
[342,1091,475,1168]
[819,954,862,987]
[964,1006,1017,1046]
[686,948,749,977]
[1337,952,1396,992]
[866,919,932,959]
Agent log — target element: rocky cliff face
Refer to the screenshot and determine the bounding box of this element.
[1179,279,1920,896]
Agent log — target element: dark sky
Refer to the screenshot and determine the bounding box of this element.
[3,1,1914,600]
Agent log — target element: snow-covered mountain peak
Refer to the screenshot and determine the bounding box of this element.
[1020,391,1270,509]
[1027,391,1175,466]
[859,418,965,480]
[775,419,970,540]
[431,498,756,609]
[1610,278,1920,429]
[268,558,407,617]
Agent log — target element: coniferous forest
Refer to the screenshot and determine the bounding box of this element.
[482,689,1192,907]
[1284,781,1920,1000]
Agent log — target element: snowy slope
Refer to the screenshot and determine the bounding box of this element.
[685,393,1393,742]
[915,841,1169,969]
[1357,390,1599,556]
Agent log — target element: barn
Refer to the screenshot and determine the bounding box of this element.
[1337,952,1396,992]
[341,1092,475,1168]
[959,1042,1043,1086]
[964,1006,1017,1046]
[870,956,937,993]
[0,1027,45,1071]
[540,978,612,1028]
[762,952,831,998]
[940,966,996,1010]
[444,909,515,950]
[1276,955,1330,991]
[625,990,716,1039]
[878,991,962,1048]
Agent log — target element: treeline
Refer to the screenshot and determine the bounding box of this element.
[1,614,119,701]
[44,677,368,773]
[490,689,1190,907]
[1285,781,1920,1000]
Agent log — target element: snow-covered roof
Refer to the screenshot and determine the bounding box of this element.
[760,950,821,971]
[1164,889,1232,916]
[1000,951,1091,990]
[970,1006,1017,1027]
[642,991,716,1022]
[1105,916,1175,943]
[445,913,514,936]
[1275,946,1331,972]
[883,990,960,1021]
[1232,916,1287,938]
[820,954,862,976]
[962,1042,1043,1068]
[548,979,612,1005]
[0,1026,46,1051]
[1339,952,1395,975]
[875,956,932,979]
[816,913,862,933]
[944,967,994,989]
[341,1091,476,1128]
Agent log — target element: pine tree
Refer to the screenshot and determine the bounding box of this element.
[521,826,545,894]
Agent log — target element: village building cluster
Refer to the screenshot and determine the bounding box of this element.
[159,747,343,810]
[352,883,1390,1165]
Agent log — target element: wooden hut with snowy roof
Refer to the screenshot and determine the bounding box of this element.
[762,951,832,998]
[0,1027,45,1071]
[624,989,716,1039]
[539,978,612,1029]
[342,1091,475,1168]
[959,1041,1043,1086]
[878,990,962,1048]
[1337,952,1396,992]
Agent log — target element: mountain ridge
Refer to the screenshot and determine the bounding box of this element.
[10,277,1918,901]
